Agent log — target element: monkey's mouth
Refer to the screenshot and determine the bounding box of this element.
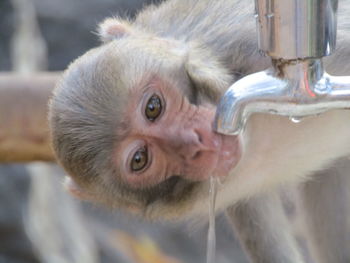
[182,133,241,181]
[214,134,242,177]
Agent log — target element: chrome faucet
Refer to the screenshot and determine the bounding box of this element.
[214,0,350,135]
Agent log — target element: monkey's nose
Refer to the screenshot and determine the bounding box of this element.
[176,126,220,162]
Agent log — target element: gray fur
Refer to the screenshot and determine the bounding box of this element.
[49,0,350,262]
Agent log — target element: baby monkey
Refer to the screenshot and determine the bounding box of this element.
[49,0,350,262]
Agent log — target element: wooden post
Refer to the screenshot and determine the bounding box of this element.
[0,72,60,162]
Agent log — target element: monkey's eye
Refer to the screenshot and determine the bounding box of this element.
[131,147,148,172]
[145,94,162,121]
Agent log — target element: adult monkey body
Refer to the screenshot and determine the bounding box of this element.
[49,0,350,262]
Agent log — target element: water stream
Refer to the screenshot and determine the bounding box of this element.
[206,176,219,263]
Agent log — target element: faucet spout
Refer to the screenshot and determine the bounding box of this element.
[215,0,350,136]
[214,70,287,135]
[214,59,350,135]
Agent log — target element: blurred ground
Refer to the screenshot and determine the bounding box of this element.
[0,0,249,262]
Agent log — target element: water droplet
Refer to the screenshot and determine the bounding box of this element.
[289,116,303,123]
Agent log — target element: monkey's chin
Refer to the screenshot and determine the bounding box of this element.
[214,134,242,178]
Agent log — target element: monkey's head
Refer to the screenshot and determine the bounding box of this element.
[49,18,242,220]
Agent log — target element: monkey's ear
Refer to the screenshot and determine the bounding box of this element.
[98,18,132,42]
[64,176,94,201]
[185,48,232,102]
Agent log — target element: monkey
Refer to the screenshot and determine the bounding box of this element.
[49,0,350,262]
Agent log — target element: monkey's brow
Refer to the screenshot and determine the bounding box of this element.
[137,86,154,103]
[140,82,155,93]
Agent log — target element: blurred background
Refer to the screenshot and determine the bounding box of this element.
[0,0,249,262]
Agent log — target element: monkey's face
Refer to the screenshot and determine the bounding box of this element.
[114,73,241,189]
[49,19,242,220]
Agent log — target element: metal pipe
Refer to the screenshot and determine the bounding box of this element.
[215,59,350,135]
[255,0,338,59]
[215,0,350,136]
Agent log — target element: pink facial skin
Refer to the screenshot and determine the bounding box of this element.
[114,77,242,189]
